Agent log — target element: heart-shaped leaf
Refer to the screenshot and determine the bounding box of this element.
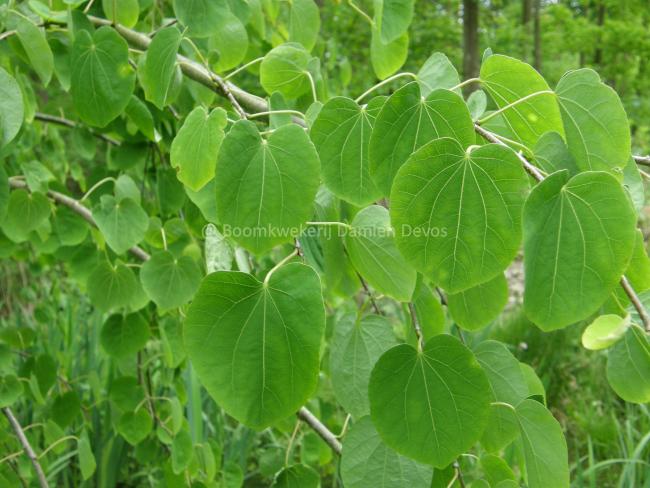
[260,43,313,99]
[184,263,325,429]
[606,325,650,403]
[0,374,21,407]
[448,273,508,331]
[87,261,143,312]
[369,334,491,467]
[100,313,150,358]
[2,189,50,242]
[93,195,148,255]
[0,67,24,147]
[272,464,320,488]
[523,170,636,330]
[173,0,229,37]
[117,409,153,445]
[391,138,529,293]
[140,250,202,309]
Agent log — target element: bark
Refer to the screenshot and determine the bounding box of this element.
[462,0,480,85]
[533,0,542,71]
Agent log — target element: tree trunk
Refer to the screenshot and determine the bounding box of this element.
[533,0,542,71]
[462,0,479,85]
[593,0,605,65]
[522,0,533,60]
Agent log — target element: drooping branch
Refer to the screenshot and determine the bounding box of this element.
[297,407,342,455]
[34,112,120,146]
[6,178,342,453]
[2,407,50,488]
[475,124,650,331]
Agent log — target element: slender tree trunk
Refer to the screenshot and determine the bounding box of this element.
[462,0,480,86]
[522,0,533,60]
[533,0,542,71]
[593,0,605,65]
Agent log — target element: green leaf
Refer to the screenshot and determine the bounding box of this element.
[109,376,145,411]
[92,195,149,255]
[330,313,397,418]
[408,279,445,344]
[114,174,141,204]
[516,399,569,488]
[170,107,227,192]
[368,334,491,467]
[533,131,578,175]
[447,273,508,331]
[582,314,630,351]
[556,69,631,173]
[480,54,564,148]
[51,391,81,428]
[523,171,636,330]
[125,96,156,141]
[310,96,382,206]
[21,160,54,193]
[102,0,139,27]
[215,121,320,254]
[87,261,141,312]
[140,250,202,309]
[481,454,516,486]
[0,68,24,147]
[141,26,182,109]
[606,325,650,403]
[1,189,50,243]
[467,90,487,120]
[118,409,153,445]
[288,0,320,51]
[100,313,150,358]
[208,12,248,71]
[0,375,21,407]
[370,26,407,80]
[376,0,414,43]
[184,263,325,429]
[260,43,313,99]
[520,362,546,403]
[71,27,135,127]
[346,205,416,301]
[172,429,194,474]
[391,138,529,293]
[475,340,528,452]
[272,464,320,488]
[341,416,432,488]
[0,165,8,223]
[416,52,460,98]
[11,14,54,85]
[78,431,96,480]
[369,83,475,195]
[173,0,229,37]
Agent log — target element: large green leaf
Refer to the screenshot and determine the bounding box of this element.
[533,131,578,175]
[11,13,54,85]
[330,313,397,418]
[141,26,182,109]
[523,171,636,330]
[370,26,407,80]
[272,464,320,488]
[345,205,416,301]
[447,273,508,331]
[288,0,320,51]
[581,314,630,351]
[1,189,50,242]
[368,334,491,467]
[0,67,24,147]
[170,107,227,191]
[260,43,312,99]
[310,96,382,206]
[606,325,650,403]
[71,27,135,127]
[92,195,149,255]
[340,416,432,488]
[391,138,529,293]
[140,250,202,309]
[369,83,475,195]
[516,399,569,488]
[215,121,320,254]
[184,263,325,429]
[376,0,414,43]
[100,313,150,358]
[173,0,229,37]
[480,54,564,149]
[555,69,631,173]
[475,340,528,452]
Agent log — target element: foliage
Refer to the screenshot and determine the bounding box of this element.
[0,0,649,487]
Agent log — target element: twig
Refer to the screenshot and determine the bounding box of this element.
[634,155,650,167]
[453,460,466,488]
[0,30,17,41]
[34,112,120,145]
[407,302,424,350]
[621,276,650,332]
[297,407,342,455]
[2,408,50,488]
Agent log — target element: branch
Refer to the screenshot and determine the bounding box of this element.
[8,178,150,261]
[34,112,120,146]
[634,155,650,167]
[2,408,50,488]
[475,124,650,331]
[407,302,424,350]
[297,407,342,455]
